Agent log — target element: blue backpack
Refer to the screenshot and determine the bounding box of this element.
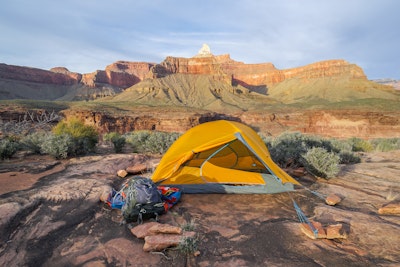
[121,177,166,223]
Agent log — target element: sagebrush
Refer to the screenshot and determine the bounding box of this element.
[0,138,19,160]
[104,132,126,153]
[52,118,99,156]
[125,130,180,154]
[301,147,341,178]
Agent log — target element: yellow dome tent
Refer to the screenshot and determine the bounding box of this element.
[151,120,300,193]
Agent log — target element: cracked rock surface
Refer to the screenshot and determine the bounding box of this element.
[0,151,399,266]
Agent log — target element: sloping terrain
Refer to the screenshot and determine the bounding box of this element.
[2,53,398,111]
[268,76,399,103]
[108,73,278,111]
[0,79,70,100]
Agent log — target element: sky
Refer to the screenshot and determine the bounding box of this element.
[1,0,399,79]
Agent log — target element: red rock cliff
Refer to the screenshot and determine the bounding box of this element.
[0,63,79,85]
[155,55,367,89]
[81,61,154,88]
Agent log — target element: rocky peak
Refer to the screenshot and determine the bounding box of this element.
[195,43,213,57]
[50,67,82,81]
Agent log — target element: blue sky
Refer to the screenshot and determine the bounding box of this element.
[1,0,399,79]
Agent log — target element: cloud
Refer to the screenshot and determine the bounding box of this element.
[0,0,399,78]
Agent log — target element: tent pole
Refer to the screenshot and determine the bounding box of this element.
[199,141,234,178]
[234,132,282,183]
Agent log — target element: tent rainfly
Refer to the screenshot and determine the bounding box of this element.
[151,120,300,194]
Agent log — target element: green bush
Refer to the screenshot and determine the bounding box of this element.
[21,131,49,154]
[125,131,150,153]
[338,151,361,164]
[0,138,19,160]
[267,132,308,168]
[371,138,400,152]
[104,132,126,153]
[328,138,353,154]
[52,118,98,156]
[264,132,361,170]
[40,133,73,159]
[326,139,359,164]
[301,147,340,179]
[348,137,374,152]
[125,131,180,154]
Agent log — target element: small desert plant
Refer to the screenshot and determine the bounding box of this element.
[20,131,49,154]
[104,132,126,153]
[348,137,374,152]
[181,219,197,232]
[125,131,151,153]
[371,138,400,152]
[267,132,308,168]
[301,147,340,179]
[52,118,98,155]
[177,236,198,256]
[265,132,362,171]
[40,133,73,159]
[338,151,361,164]
[144,131,180,154]
[386,187,399,201]
[0,138,19,160]
[328,138,361,164]
[125,131,180,154]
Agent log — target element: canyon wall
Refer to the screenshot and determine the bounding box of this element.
[156,55,367,89]
[0,63,80,85]
[60,109,400,139]
[240,110,400,139]
[81,61,154,88]
[0,51,374,101]
[2,107,399,139]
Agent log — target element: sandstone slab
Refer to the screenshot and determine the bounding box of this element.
[325,193,342,206]
[378,203,400,215]
[130,222,160,238]
[126,163,147,174]
[143,231,196,252]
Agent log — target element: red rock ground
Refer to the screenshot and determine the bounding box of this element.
[0,150,399,266]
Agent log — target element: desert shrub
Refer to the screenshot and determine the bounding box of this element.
[40,133,73,159]
[125,131,150,153]
[338,151,361,164]
[144,131,180,154]
[301,134,336,153]
[265,132,361,169]
[301,147,340,179]
[328,138,361,164]
[329,138,353,154]
[0,138,19,160]
[371,138,400,152]
[348,137,373,152]
[52,118,98,155]
[267,132,309,168]
[20,131,49,154]
[125,131,180,154]
[181,219,197,231]
[104,132,126,153]
[177,236,198,256]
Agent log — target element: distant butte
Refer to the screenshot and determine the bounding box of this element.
[0,44,369,96]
